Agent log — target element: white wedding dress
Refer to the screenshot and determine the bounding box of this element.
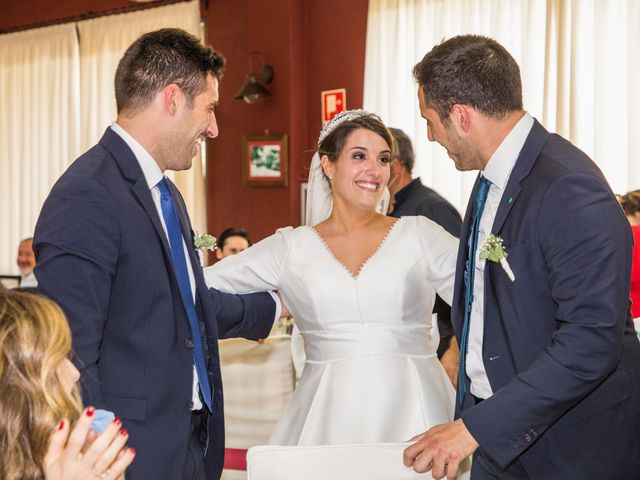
[204,215,459,446]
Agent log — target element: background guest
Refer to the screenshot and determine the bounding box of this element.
[0,290,134,480]
[387,128,462,383]
[16,237,38,289]
[216,227,252,260]
[619,189,640,319]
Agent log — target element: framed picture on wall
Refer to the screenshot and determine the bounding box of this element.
[243,134,288,187]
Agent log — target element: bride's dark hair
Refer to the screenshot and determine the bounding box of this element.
[318,114,394,163]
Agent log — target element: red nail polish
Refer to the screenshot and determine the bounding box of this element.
[86,407,95,417]
[113,417,122,425]
[129,447,136,455]
[120,429,128,436]
[58,420,65,430]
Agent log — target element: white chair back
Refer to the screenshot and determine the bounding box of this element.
[247,443,433,480]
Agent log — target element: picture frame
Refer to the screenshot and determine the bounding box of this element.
[243,134,288,187]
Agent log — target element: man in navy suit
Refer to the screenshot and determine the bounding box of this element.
[403,35,640,479]
[34,29,277,480]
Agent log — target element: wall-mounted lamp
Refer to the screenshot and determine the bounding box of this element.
[234,52,274,105]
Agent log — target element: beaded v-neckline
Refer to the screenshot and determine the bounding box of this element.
[309,218,403,279]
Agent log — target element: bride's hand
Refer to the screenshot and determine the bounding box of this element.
[439,337,459,387]
[44,407,135,480]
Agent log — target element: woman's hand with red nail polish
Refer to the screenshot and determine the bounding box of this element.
[43,407,135,480]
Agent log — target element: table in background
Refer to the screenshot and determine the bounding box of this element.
[220,335,295,480]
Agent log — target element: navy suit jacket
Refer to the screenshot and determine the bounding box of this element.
[34,128,275,480]
[454,120,640,478]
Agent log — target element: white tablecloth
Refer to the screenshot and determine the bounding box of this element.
[220,335,295,479]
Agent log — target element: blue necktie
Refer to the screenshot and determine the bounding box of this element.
[157,178,212,411]
[458,176,492,407]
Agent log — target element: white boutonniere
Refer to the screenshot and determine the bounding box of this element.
[479,234,515,282]
[193,232,217,252]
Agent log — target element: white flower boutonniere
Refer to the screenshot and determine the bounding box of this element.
[479,234,515,282]
[194,232,217,252]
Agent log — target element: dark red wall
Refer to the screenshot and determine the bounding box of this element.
[0,0,144,30]
[207,0,368,242]
[0,0,369,242]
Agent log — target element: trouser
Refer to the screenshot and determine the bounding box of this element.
[471,449,530,480]
[469,395,529,480]
[182,410,207,480]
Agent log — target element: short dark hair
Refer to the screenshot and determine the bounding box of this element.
[413,34,523,122]
[620,190,640,216]
[318,114,394,163]
[115,28,225,113]
[389,128,415,173]
[219,228,252,249]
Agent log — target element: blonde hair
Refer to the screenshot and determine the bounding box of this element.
[0,291,82,480]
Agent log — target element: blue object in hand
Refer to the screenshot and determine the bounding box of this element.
[90,409,115,433]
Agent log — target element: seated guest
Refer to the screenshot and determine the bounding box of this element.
[216,227,252,260]
[619,190,640,319]
[16,237,38,289]
[0,290,135,480]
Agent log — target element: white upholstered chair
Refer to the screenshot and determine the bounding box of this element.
[247,443,435,480]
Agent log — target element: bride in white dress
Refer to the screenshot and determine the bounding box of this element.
[204,110,460,449]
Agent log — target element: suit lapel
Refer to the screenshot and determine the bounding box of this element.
[99,128,218,356]
[98,128,173,260]
[453,120,551,328]
[491,120,550,235]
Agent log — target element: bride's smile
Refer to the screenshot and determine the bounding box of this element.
[322,128,391,211]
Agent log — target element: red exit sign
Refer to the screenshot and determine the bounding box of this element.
[321,88,346,125]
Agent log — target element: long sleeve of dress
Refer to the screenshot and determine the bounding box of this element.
[204,227,293,294]
[415,216,459,306]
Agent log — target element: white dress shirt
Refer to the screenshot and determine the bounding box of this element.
[20,271,38,288]
[466,112,534,399]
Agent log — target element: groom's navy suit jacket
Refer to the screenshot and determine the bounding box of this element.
[453,120,640,479]
[34,128,275,480]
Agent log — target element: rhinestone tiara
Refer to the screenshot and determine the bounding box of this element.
[317,109,382,148]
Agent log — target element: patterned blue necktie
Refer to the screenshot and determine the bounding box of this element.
[157,178,212,411]
[458,176,492,407]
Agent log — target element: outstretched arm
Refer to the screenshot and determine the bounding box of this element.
[204,227,293,340]
[204,227,292,294]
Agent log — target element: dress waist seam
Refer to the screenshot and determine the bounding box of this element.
[306,353,437,364]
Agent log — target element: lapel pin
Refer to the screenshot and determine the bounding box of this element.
[508,197,513,204]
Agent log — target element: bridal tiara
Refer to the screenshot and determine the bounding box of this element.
[317,109,382,148]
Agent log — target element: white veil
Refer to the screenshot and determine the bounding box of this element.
[291,110,391,379]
